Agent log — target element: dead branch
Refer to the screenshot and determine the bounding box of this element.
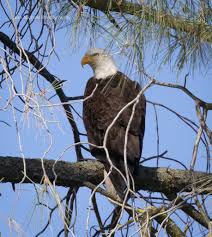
[165,193,209,229]
[0,31,83,161]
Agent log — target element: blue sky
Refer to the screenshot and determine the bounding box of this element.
[0,7,212,236]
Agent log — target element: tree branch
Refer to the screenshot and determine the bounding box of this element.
[152,80,212,111]
[76,0,212,43]
[166,193,209,229]
[0,31,83,161]
[0,156,211,195]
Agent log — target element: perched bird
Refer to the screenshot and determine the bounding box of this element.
[81,48,146,201]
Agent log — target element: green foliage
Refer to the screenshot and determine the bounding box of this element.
[38,0,212,72]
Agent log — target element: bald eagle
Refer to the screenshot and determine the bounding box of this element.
[82,49,146,200]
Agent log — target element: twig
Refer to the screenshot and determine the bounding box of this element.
[0,120,11,127]
[64,187,78,237]
[190,103,207,170]
[35,196,67,237]
[92,194,106,236]
[152,80,212,111]
[165,192,209,229]
[66,96,84,101]
[0,31,83,161]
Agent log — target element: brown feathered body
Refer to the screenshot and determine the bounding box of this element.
[83,71,146,199]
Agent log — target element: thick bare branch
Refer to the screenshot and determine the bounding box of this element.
[0,156,211,195]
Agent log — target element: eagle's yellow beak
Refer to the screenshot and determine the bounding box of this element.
[81,55,92,67]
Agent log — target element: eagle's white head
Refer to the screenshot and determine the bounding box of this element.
[81,48,117,79]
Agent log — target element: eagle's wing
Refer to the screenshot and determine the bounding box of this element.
[83,72,146,171]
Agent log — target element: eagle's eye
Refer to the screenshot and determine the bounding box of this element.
[92,53,100,57]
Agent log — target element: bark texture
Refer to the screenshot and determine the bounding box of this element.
[0,156,211,195]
